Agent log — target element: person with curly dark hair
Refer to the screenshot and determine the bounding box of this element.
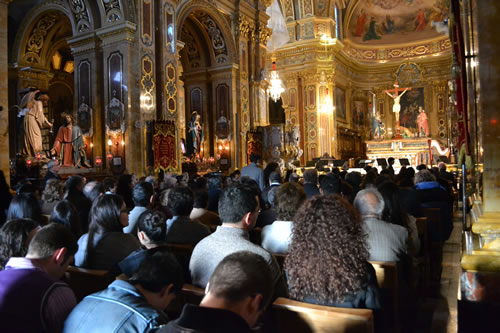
[0,219,38,270]
[285,195,380,310]
[261,183,306,254]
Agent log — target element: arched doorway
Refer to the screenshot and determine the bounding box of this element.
[178,8,235,170]
[9,9,74,158]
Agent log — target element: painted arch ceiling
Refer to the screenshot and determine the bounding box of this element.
[345,0,449,46]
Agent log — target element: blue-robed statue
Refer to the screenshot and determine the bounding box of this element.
[186,111,203,157]
[372,113,382,139]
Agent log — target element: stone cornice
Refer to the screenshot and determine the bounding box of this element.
[96,21,137,47]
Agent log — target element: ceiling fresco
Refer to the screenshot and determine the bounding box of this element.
[347,0,449,45]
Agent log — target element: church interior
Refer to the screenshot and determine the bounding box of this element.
[1,0,500,331]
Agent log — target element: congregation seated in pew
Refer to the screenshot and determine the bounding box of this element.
[0,223,78,333]
[163,251,273,333]
[74,194,140,275]
[165,187,210,246]
[0,162,458,332]
[261,182,306,254]
[189,183,288,298]
[354,188,408,262]
[119,209,171,277]
[285,194,381,311]
[64,252,183,332]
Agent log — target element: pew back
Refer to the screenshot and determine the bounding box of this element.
[271,297,374,333]
[65,266,114,301]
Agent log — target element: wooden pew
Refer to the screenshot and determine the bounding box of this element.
[165,243,194,284]
[166,283,205,316]
[64,266,114,301]
[369,261,399,333]
[422,207,444,287]
[415,217,430,294]
[269,297,374,333]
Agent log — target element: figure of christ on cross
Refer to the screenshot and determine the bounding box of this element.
[384,81,411,138]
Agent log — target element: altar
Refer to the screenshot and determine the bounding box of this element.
[365,138,432,167]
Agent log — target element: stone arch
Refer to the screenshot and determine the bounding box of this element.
[176,1,236,63]
[180,18,213,70]
[11,0,100,65]
[95,0,136,27]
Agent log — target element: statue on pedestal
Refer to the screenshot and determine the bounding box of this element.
[20,90,53,157]
[417,106,429,137]
[186,111,203,157]
[372,113,382,139]
[50,113,88,168]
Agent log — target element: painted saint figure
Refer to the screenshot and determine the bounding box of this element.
[415,8,427,32]
[417,106,429,137]
[384,82,410,123]
[383,15,395,34]
[363,17,381,41]
[186,111,203,157]
[50,113,88,167]
[21,90,53,157]
[354,9,367,37]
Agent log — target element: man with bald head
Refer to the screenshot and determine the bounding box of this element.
[353,188,408,262]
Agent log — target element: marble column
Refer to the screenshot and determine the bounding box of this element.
[97,22,146,176]
[477,0,500,212]
[68,34,103,168]
[0,0,9,183]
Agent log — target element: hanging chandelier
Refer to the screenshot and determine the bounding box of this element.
[268,61,284,102]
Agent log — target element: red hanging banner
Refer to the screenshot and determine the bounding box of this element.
[153,120,177,172]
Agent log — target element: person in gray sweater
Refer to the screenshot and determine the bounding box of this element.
[189,184,287,298]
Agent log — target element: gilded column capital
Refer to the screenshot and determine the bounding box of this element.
[238,15,255,40]
[261,0,273,7]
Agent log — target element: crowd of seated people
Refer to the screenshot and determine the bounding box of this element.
[0,159,457,332]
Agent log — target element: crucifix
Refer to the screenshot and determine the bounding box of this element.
[384,81,411,139]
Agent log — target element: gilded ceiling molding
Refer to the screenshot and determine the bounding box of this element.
[343,37,451,62]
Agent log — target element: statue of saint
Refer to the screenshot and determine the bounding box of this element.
[20,90,53,157]
[50,113,88,168]
[385,83,410,123]
[372,113,382,139]
[417,106,430,137]
[186,111,203,157]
